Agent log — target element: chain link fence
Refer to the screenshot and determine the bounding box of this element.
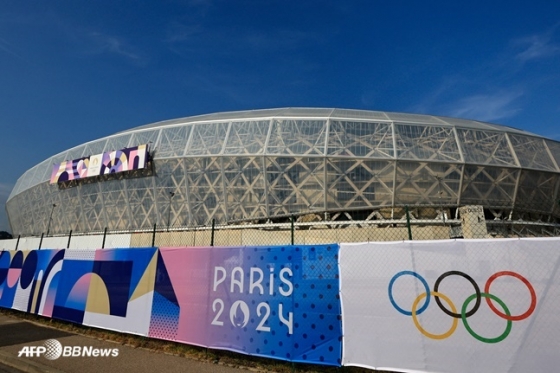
[3,204,559,251]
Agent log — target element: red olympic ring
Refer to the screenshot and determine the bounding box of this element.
[484,271,537,321]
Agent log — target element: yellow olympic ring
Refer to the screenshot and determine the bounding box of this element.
[412,291,458,340]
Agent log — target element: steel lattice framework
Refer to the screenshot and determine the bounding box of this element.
[6,108,560,236]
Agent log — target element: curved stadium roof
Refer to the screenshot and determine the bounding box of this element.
[6,108,560,235]
[122,108,541,136]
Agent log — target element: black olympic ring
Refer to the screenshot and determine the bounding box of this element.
[433,271,481,319]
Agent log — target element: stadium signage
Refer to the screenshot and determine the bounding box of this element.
[50,144,149,184]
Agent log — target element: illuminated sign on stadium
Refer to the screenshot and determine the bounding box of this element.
[50,144,149,184]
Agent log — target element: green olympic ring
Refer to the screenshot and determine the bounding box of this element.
[461,293,512,343]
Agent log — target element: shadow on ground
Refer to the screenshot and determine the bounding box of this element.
[0,320,72,348]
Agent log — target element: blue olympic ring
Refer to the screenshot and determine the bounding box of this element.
[388,270,430,316]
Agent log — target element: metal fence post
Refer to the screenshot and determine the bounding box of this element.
[152,223,157,247]
[67,230,73,249]
[291,215,295,245]
[102,227,107,249]
[405,205,413,241]
[210,219,215,247]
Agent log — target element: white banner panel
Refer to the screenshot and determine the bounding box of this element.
[0,238,18,251]
[340,238,560,373]
[8,237,42,251]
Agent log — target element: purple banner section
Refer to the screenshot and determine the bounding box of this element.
[0,245,342,366]
[50,144,148,184]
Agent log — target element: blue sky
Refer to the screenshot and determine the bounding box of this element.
[1,1,560,232]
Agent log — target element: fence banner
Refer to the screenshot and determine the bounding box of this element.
[150,245,342,365]
[0,244,342,366]
[55,248,158,336]
[340,238,560,373]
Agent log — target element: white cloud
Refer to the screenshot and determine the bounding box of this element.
[444,90,523,122]
[166,22,204,43]
[514,24,560,62]
[87,32,141,60]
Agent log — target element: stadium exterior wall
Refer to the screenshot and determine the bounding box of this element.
[6,108,560,237]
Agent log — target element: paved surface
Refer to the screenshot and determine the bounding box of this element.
[0,362,24,373]
[0,314,253,373]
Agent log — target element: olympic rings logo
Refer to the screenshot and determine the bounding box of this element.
[388,270,537,343]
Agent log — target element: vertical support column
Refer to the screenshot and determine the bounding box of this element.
[291,215,295,245]
[102,227,107,249]
[405,205,413,241]
[210,218,215,247]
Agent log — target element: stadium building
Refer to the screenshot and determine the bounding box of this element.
[6,108,560,238]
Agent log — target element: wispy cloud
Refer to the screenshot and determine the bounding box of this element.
[513,24,560,62]
[444,90,523,122]
[166,21,204,43]
[0,36,28,62]
[411,24,560,123]
[87,32,141,60]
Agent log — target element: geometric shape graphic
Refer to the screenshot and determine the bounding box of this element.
[7,251,23,288]
[149,291,180,341]
[129,249,158,302]
[152,250,179,307]
[91,260,133,317]
[20,250,38,289]
[85,273,110,314]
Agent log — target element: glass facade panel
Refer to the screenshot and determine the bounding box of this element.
[129,183,156,228]
[545,140,560,171]
[395,124,461,162]
[188,122,229,156]
[456,129,518,166]
[515,171,558,213]
[265,156,325,216]
[158,125,190,158]
[130,129,161,150]
[326,159,394,210]
[509,135,557,171]
[394,161,462,205]
[266,120,327,155]
[154,159,187,227]
[105,134,133,153]
[224,121,270,155]
[223,156,267,221]
[185,157,225,225]
[81,140,108,158]
[461,166,518,208]
[327,121,394,158]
